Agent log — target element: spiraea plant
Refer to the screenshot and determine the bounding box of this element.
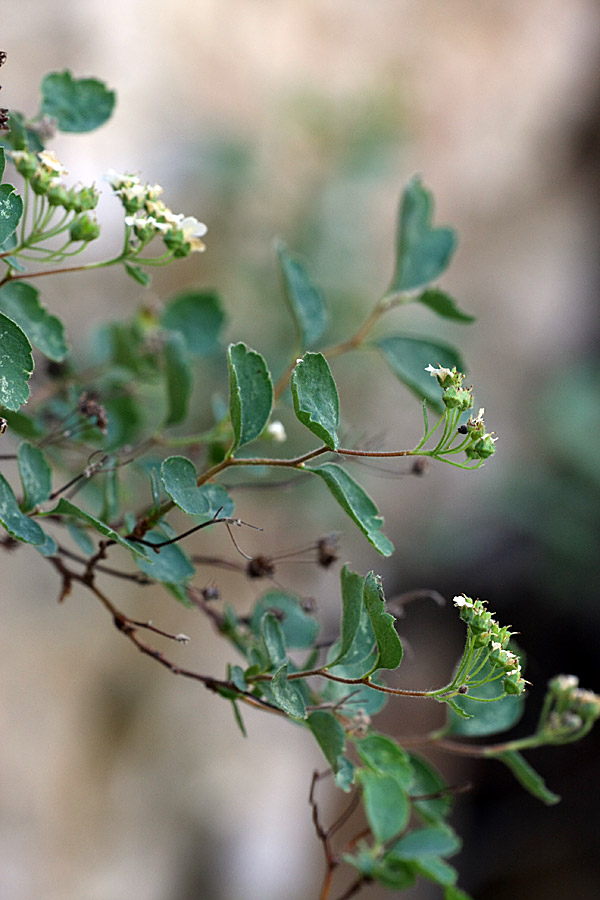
[1,61,598,900]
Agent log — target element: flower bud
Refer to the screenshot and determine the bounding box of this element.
[69,214,100,242]
[443,385,473,411]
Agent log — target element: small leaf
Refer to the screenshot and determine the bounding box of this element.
[0,282,69,361]
[330,565,367,666]
[416,289,475,324]
[161,455,234,520]
[270,663,307,718]
[250,591,319,649]
[276,242,328,347]
[40,70,116,133]
[408,753,452,824]
[102,393,141,450]
[358,770,410,844]
[163,331,192,426]
[260,612,287,668]
[390,825,461,861]
[17,441,52,511]
[363,572,403,672]
[228,342,273,453]
[309,463,394,556]
[67,520,96,556]
[39,497,148,557]
[376,335,465,411]
[230,700,247,737]
[229,665,247,692]
[291,352,339,450]
[134,529,195,584]
[335,756,356,792]
[0,473,46,544]
[446,658,525,737]
[124,262,151,286]
[389,177,456,292]
[0,183,23,245]
[0,312,33,410]
[162,289,225,356]
[308,710,346,772]
[491,750,560,805]
[413,856,458,887]
[354,733,412,790]
[33,531,58,558]
[0,409,44,439]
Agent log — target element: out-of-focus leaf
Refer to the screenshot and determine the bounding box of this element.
[376,335,464,411]
[162,289,225,356]
[276,241,328,347]
[163,331,192,426]
[250,591,319,649]
[358,770,410,844]
[308,710,346,772]
[416,289,475,323]
[491,750,560,805]
[0,281,69,361]
[40,70,116,133]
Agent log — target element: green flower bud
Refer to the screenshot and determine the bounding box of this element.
[46,182,70,207]
[503,673,526,695]
[74,185,99,212]
[443,385,473,411]
[30,168,54,195]
[69,214,100,243]
[11,150,38,179]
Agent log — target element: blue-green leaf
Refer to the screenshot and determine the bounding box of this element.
[163,331,192,426]
[376,335,464,411]
[0,183,23,245]
[0,473,46,544]
[446,657,525,737]
[390,825,461,860]
[408,753,452,824]
[416,289,475,324]
[271,663,307,718]
[363,572,402,672]
[40,70,116,133]
[491,750,560,805]
[354,733,412,790]
[162,289,225,356]
[291,352,339,450]
[160,455,234,521]
[358,770,410,844]
[0,282,69,362]
[227,342,273,453]
[0,311,33,410]
[329,565,367,666]
[308,463,394,556]
[134,528,195,584]
[260,612,287,668]
[276,242,328,347]
[39,497,148,558]
[17,441,52,511]
[308,710,346,772]
[389,177,456,292]
[250,591,319,649]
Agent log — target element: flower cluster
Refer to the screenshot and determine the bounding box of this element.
[425,364,497,462]
[105,170,207,258]
[542,674,600,738]
[453,594,526,695]
[11,149,100,216]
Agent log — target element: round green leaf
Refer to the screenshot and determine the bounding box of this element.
[160,455,234,520]
[134,529,195,584]
[40,70,116,133]
[354,733,412,789]
[308,710,346,772]
[227,342,273,452]
[250,590,319,649]
[358,770,410,844]
[0,183,24,245]
[0,311,34,410]
[0,473,46,544]
[291,352,339,450]
[162,289,225,356]
[0,282,69,362]
[271,663,307,719]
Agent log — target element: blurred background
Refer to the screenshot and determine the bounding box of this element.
[2,1,600,898]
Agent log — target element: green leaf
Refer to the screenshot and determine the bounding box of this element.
[39,497,148,558]
[358,770,410,844]
[390,825,461,860]
[0,147,4,179]
[444,886,474,900]
[66,520,96,556]
[0,282,69,362]
[260,612,287,668]
[0,473,46,544]
[40,70,116,133]
[308,711,346,772]
[446,658,525,737]
[291,352,339,450]
[363,572,403,672]
[376,335,465,411]
[250,591,319,649]
[134,528,195,584]
[102,393,141,450]
[330,565,367,666]
[17,441,52,511]
[33,530,58,558]
[276,242,328,347]
[163,331,192,426]
[124,262,151,286]
[335,756,356,792]
[371,857,416,891]
[160,456,234,520]
[0,183,23,245]
[408,753,452,824]
[270,663,307,718]
[309,463,394,556]
[389,177,456,292]
[0,311,33,410]
[0,409,44,439]
[416,289,475,324]
[227,342,273,453]
[413,856,458,887]
[230,700,247,737]
[162,289,225,356]
[354,733,412,790]
[491,750,560,805]
[229,665,247,692]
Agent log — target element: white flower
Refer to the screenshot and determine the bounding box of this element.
[38,149,68,176]
[266,420,287,443]
[452,594,473,608]
[105,168,140,189]
[180,215,207,252]
[425,363,454,380]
